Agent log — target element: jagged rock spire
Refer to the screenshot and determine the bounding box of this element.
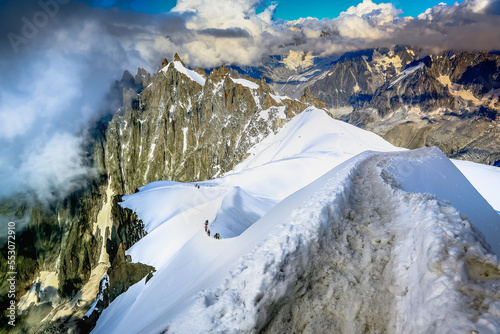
[173,53,185,66]
[194,67,206,76]
[301,86,326,110]
[161,58,169,68]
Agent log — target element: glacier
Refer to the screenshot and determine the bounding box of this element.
[93,107,500,333]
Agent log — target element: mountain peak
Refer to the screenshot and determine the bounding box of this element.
[161,58,169,68]
[208,65,229,81]
[301,86,326,110]
[173,53,185,66]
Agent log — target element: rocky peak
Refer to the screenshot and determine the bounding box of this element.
[301,86,326,110]
[194,67,206,76]
[173,53,185,66]
[105,56,322,194]
[206,66,232,85]
[135,68,152,88]
[120,70,136,89]
[364,50,500,117]
[341,49,500,165]
[161,58,169,68]
[216,65,229,77]
[309,46,422,108]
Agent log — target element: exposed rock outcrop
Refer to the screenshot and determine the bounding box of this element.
[343,50,500,164]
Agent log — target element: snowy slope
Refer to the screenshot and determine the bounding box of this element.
[453,160,500,212]
[93,108,500,333]
[117,108,402,269]
[230,78,259,89]
[162,61,206,86]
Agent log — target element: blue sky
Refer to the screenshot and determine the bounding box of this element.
[93,0,459,18]
[262,0,459,19]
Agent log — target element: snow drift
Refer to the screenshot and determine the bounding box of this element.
[93,108,500,333]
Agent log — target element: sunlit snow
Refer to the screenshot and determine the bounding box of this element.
[162,61,206,86]
[230,78,259,89]
[389,62,425,87]
[93,107,500,334]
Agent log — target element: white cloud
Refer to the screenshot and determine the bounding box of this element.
[333,0,402,39]
[172,0,262,30]
[18,132,96,203]
[0,54,81,140]
[0,3,169,201]
[342,0,402,24]
[168,0,289,67]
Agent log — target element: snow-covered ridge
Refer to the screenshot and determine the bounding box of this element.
[389,62,425,88]
[164,148,500,333]
[454,160,500,211]
[162,61,206,86]
[230,77,259,89]
[160,60,261,90]
[93,108,500,333]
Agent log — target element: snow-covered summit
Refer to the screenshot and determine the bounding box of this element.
[93,107,500,333]
[231,106,398,172]
[161,60,207,86]
[160,57,262,91]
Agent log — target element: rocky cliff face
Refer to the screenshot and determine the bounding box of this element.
[272,46,500,165]
[105,57,314,195]
[310,46,421,109]
[344,50,500,164]
[361,52,500,116]
[0,55,317,333]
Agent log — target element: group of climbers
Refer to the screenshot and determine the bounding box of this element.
[204,220,221,239]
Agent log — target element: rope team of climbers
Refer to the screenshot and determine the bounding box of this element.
[196,185,220,239]
[204,220,220,239]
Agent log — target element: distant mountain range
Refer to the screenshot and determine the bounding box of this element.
[232,46,500,165]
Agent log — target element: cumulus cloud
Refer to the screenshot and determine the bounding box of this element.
[18,132,96,204]
[0,0,176,202]
[281,0,500,59]
[388,0,500,52]
[167,0,291,66]
[341,0,403,25]
[329,0,402,39]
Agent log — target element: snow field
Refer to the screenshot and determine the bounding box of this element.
[169,61,206,86]
[93,108,500,333]
[453,160,500,213]
[230,78,260,89]
[166,149,500,333]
